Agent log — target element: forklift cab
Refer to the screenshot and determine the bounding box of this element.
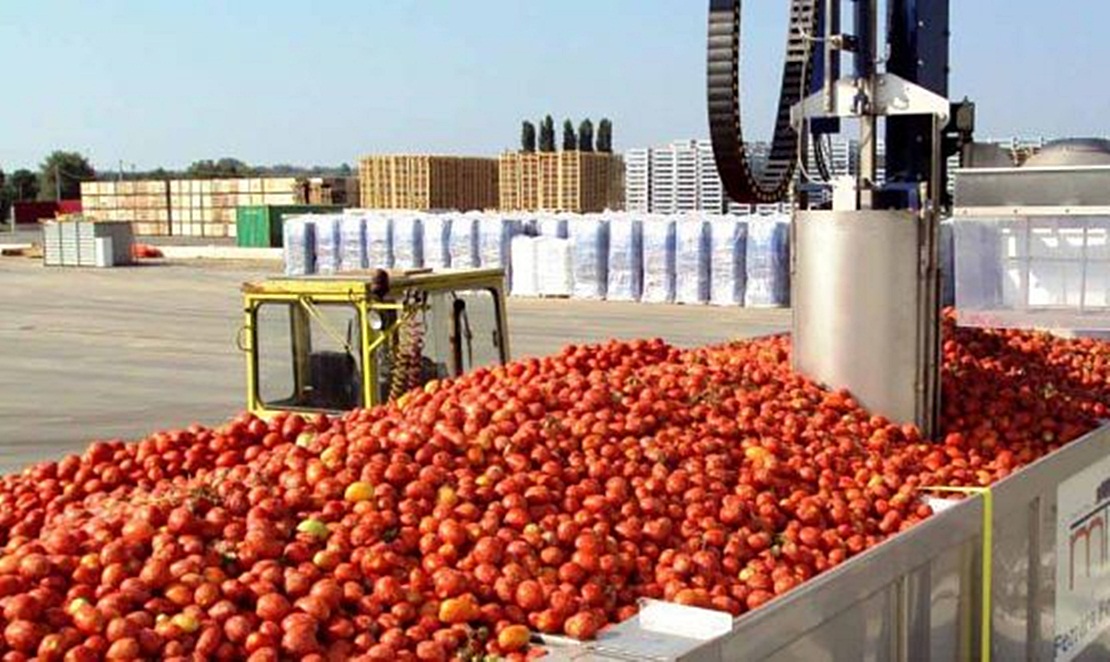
[241,268,510,416]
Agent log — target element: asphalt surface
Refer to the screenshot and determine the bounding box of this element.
[0,257,788,473]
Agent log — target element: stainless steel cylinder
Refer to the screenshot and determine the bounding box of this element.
[793,210,938,434]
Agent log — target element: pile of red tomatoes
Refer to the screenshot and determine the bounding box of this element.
[2,314,1110,660]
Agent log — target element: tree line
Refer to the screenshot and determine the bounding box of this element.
[519,116,613,154]
[1,153,353,218]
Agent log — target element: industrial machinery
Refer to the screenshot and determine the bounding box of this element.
[709,0,974,439]
[537,3,1110,660]
[240,268,510,417]
[952,138,1110,331]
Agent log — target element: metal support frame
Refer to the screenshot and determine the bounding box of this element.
[787,0,948,436]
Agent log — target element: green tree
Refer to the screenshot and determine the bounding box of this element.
[0,168,7,222]
[577,119,595,152]
[9,169,40,201]
[562,120,577,151]
[539,116,556,153]
[40,151,95,200]
[187,158,251,178]
[596,118,613,153]
[521,120,537,153]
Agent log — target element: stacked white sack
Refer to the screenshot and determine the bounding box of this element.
[537,237,573,297]
[283,216,317,276]
[675,217,711,304]
[339,215,367,271]
[570,216,610,300]
[744,215,791,307]
[606,217,644,302]
[709,217,748,306]
[537,215,569,239]
[313,215,342,275]
[642,217,677,303]
[365,214,393,269]
[510,236,539,296]
[392,214,424,269]
[479,217,522,288]
[422,214,452,270]
[450,215,481,268]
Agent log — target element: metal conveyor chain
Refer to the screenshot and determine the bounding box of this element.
[707,0,819,204]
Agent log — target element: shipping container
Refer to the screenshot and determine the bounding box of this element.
[13,202,60,224]
[235,205,341,248]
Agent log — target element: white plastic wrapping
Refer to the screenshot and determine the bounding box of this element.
[537,215,569,239]
[364,213,393,269]
[510,236,539,296]
[709,217,748,306]
[745,215,791,307]
[607,217,644,302]
[570,216,610,299]
[282,216,316,276]
[339,215,367,271]
[422,214,451,269]
[642,218,677,303]
[450,215,480,268]
[479,217,522,283]
[391,214,424,269]
[536,237,573,297]
[675,218,711,304]
[313,215,342,275]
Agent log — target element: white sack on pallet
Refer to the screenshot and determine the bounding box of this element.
[365,213,393,269]
[675,218,711,304]
[709,217,748,306]
[510,236,539,296]
[745,216,791,307]
[479,217,522,285]
[537,215,569,239]
[450,215,480,268]
[313,215,342,275]
[283,216,317,276]
[607,217,644,302]
[537,237,573,297]
[642,218,677,303]
[391,215,424,269]
[570,216,610,299]
[339,215,367,271]
[422,214,451,269]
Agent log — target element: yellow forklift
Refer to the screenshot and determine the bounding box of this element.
[239,268,510,416]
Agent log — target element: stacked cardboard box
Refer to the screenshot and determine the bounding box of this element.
[82,176,359,237]
[169,178,300,238]
[304,176,359,207]
[79,181,171,236]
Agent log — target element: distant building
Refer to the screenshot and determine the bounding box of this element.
[358,155,499,211]
[498,151,623,213]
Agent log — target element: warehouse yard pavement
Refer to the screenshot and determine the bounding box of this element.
[0,259,788,473]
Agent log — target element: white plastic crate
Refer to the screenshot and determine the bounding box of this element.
[954,215,1110,329]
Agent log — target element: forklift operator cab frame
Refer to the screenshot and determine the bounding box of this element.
[240,268,510,417]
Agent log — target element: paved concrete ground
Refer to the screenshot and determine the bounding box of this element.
[0,258,788,472]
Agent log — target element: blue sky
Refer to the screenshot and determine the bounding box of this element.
[1,1,1107,171]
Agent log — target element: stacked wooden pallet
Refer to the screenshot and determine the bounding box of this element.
[359,155,498,211]
[497,152,624,213]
